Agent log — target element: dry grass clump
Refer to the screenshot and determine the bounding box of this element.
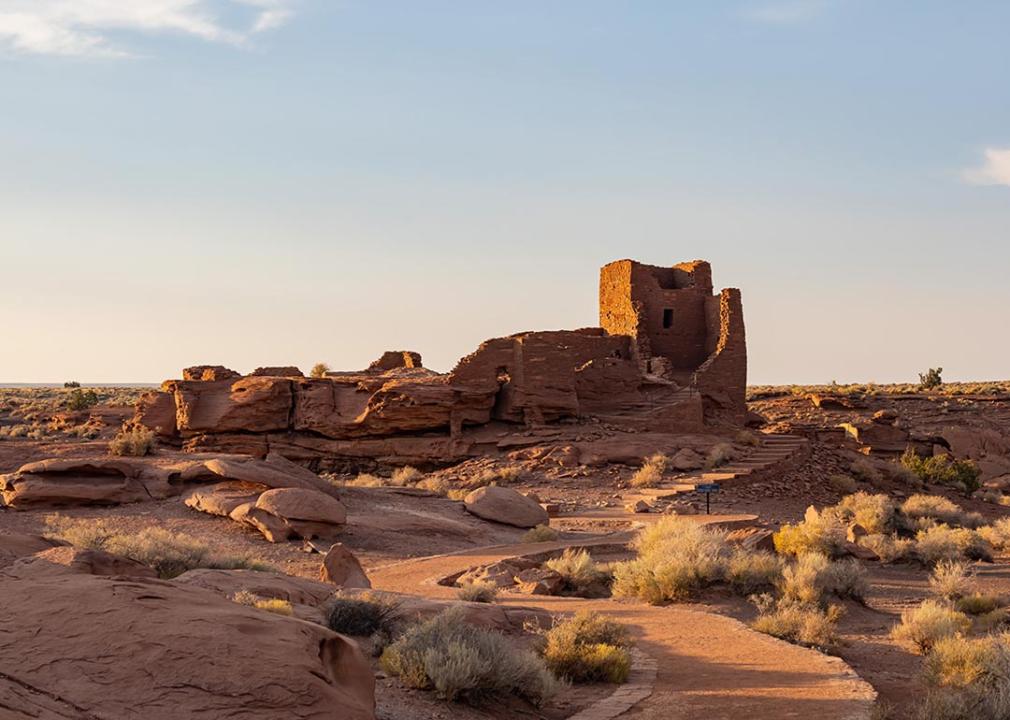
[828,474,858,494]
[458,580,498,603]
[705,442,735,470]
[108,426,155,456]
[310,363,330,378]
[522,524,559,543]
[458,464,523,490]
[232,590,293,616]
[916,525,993,565]
[902,495,982,529]
[901,450,982,494]
[773,506,846,557]
[929,560,974,601]
[544,549,611,597]
[44,516,271,579]
[977,518,1010,550]
[956,593,1002,617]
[541,611,632,684]
[750,595,843,650]
[780,553,867,605]
[342,473,385,487]
[918,634,1010,720]
[830,492,896,534]
[630,453,667,488]
[725,550,784,594]
[611,518,729,603]
[380,607,558,705]
[891,600,972,653]
[850,457,882,484]
[391,466,424,486]
[859,533,915,563]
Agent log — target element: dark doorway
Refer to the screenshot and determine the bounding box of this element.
[662,308,674,329]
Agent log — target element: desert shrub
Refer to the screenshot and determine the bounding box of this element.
[830,492,896,534]
[930,560,974,601]
[773,506,846,557]
[310,363,330,378]
[611,518,729,603]
[956,593,1001,617]
[974,489,1003,505]
[327,595,402,637]
[751,595,843,650]
[108,426,155,456]
[522,524,559,543]
[544,549,609,595]
[705,442,734,470]
[901,451,982,494]
[916,525,993,565]
[458,581,498,603]
[918,634,1010,720]
[66,388,99,411]
[346,473,385,487]
[780,553,867,606]
[542,611,632,684]
[891,600,971,653]
[919,367,944,390]
[459,465,522,490]
[828,474,858,494]
[859,533,915,563]
[232,591,293,616]
[380,607,558,704]
[977,518,1010,550]
[416,477,450,494]
[850,457,882,484]
[390,466,423,486]
[44,516,269,578]
[902,495,981,528]
[736,430,760,447]
[726,549,783,594]
[63,381,81,388]
[630,453,667,488]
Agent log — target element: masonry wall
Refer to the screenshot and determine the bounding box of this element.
[693,288,747,422]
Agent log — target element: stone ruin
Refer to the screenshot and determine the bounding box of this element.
[135,259,746,467]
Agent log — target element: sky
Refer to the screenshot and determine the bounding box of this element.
[1,0,1008,385]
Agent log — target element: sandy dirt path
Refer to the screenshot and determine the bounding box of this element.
[368,515,877,720]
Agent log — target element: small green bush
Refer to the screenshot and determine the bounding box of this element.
[232,591,293,616]
[380,607,558,704]
[956,593,1001,616]
[726,549,783,594]
[919,367,943,390]
[542,611,632,684]
[901,451,982,494]
[828,474,858,494]
[66,388,99,411]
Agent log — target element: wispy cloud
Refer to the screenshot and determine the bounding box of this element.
[962,147,1010,187]
[0,0,295,57]
[740,0,833,25]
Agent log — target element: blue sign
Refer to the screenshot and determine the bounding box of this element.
[695,483,721,493]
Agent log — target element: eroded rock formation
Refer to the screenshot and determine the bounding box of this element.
[135,259,746,466]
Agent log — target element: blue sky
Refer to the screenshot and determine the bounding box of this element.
[1,0,1008,384]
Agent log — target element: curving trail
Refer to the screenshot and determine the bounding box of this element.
[368,515,877,720]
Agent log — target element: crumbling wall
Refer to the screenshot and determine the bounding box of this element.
[693,288,747,422]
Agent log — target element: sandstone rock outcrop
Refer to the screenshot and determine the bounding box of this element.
[463,486,549,528]
[320,543,371,588]
[0,570,375,720]
[0,532,64,569]
[4,546,158,579]
[231,488,347,543]
[135,259,747,466]
[1,453,338,509]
